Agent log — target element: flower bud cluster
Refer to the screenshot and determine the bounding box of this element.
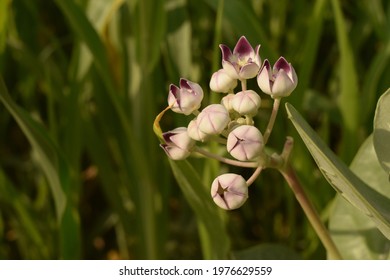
[159,36,298,210]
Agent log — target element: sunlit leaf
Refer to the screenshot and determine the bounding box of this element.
[286,103,390,239]
[373,88,390,175]
[329,135,390,259]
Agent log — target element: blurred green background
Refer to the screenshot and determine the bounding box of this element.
[0,0,389,259]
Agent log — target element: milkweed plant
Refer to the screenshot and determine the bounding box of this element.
[154,36,390,260]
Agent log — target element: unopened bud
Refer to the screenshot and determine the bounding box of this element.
[187,118,209,142]
[227,125,263,161]
[197,104,230,135]
[231,90,261,116]
[160,127,195,160]
[257,57,298,98]
[221,93,235,112]
[168,78,204,115]
[210,69,238,93]
[211,173,248,210]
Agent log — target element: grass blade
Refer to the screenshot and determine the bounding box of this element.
[169,159,230,259]
[0,76,81,258]
[330,0,360,161]
[0,77,66,220]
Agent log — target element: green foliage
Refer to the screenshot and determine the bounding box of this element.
[286,103,390,239]
[373,89,390,175]
[169,160,230,259]
[0,0,390,260]
[0,77,80,259]
[286,88,390,259]
[330,135,390,259]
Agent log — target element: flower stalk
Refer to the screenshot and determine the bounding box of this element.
[263,98,281,145]
[280,164,343,260]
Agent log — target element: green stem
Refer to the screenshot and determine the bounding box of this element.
[280,165,342,259]
[194,147,258,168]
[263,98,281,145]
[246,166,263,186]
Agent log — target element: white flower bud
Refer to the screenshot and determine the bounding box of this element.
[160,127,195,160]
[211,173,248,210]
[168,79,204,115]
[219,36,261,80]
[221,93,235,112]
[187,118,209,142]
[209,69,238,93]
[257,57,298,98]
[227,125,263,161]
[231,90,261,116]
[197,104,230,135]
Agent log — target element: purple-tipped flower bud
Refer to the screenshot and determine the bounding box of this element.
[197,104,230,135]
[231,90,261,116]
[227,125,263,161]
[168,78,204,115]
[160,127,195,160]
[219,36,261,80]
[257,57,298,98]
[187,118,209,142]
[211,173,248,210]
[209,69,238,93]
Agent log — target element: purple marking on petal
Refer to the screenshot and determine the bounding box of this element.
[180,78,191,90]
[162,132,176,143]
[216,181,226,195]
[169,84,180,99]
[228,136,243,153]
[216,180,230,209]
[262,59,271,71]
[169,84,182,109]
[219,44,233,61]
[274,56,290,72]
[233,36,254,56]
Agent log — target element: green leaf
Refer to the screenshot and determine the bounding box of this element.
[285,103,390,239]
[0,168,49,258]
[329,135,390,259]
[291,0,326,110]
[0,0,11,54]
[75,0,125,79]
[373,88,390,175]
[136,0,166,74]
[205,0,277,61]
[330,0,360,161]
[0,77,80,258]
[54,0,110,76]
[0,77,66,221]
[169,159,230,259]
[165,0,192,78]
